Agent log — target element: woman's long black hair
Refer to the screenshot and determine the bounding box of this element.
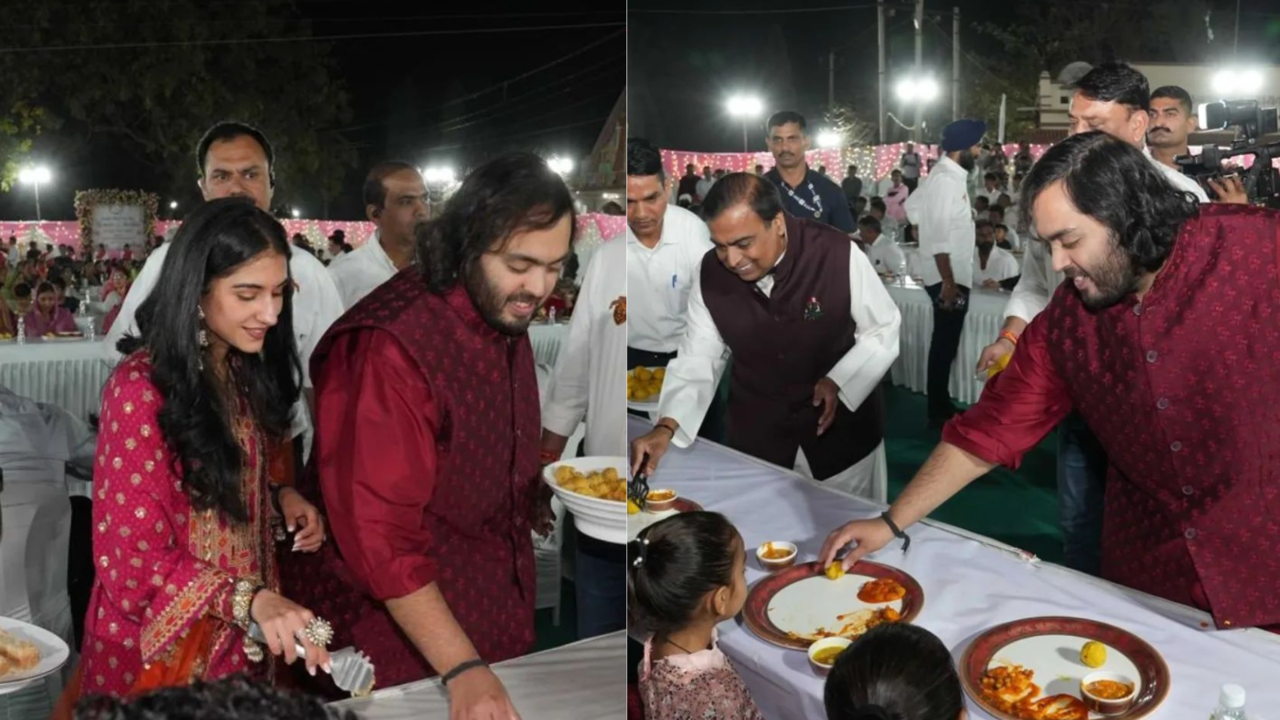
[118,197,301,522]
[416,152,577,295]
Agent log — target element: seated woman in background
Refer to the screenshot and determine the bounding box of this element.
[24,280,80,336]
[0,293,14,336]
[824,623,965,720]
[101,267,130,315]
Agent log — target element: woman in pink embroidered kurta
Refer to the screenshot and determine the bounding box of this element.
[78,198,330,698]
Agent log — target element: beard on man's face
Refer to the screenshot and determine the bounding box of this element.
[957,149,977,172]
[464,263,540,336]
[1065,241,1141,310]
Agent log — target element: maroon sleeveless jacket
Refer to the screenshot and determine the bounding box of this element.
[700,216,884,479]
[1040,204,1280,629]
[287,270,541,688]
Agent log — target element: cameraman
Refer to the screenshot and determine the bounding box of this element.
[1148,85,1248,204]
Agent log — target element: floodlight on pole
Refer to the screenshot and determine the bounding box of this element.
[816,130,843,149]
[726,95,765,152]
[17,165,52,221]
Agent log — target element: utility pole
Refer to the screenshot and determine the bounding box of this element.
[829,50,836,109]
[877,2,887,143]
[913,0,924,143]
[952,6,960,121]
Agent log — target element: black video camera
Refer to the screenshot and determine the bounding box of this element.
[1175,99,1280,207]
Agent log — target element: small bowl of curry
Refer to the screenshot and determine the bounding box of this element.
[807,637,852,676]
[1080,671,1138,715]
[756,541,797,571]
[644,489,679,513]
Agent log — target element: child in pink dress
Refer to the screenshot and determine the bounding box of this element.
[628,512,764,720]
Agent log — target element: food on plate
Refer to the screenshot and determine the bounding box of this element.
[553,466,626,502]
[627,499,640,515]
[647,490,675,502]
[627,366,664,402]
[787,607,901,643]
[811,645,844,666]
[0,628,41,675]
[759,542,793,560]
[1079,640,1106,668]
[1083,679,1132,700]
[980,665,1039,709]
[979,665,1089,720]
[857,577,907,603]
[825,562,845,580]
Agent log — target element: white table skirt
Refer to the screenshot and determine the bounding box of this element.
[626,418,1280,720]
[884,283,1008,405]
[527,322,568,368]
[332,631,626,719]
[0,339,111,421]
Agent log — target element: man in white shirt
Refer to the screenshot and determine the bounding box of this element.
[539,235,626,639]
[105,121,344,464]
[627,139,724,439]
[856,216,906,276]
[977,172,1004,206]
[904,118,985,426]
[695,165,716,203]
[972,220,1020,288]
[1146,85,1196,171]
[329,161,428,309]
[630,174,900,501]
[899,142,922,192]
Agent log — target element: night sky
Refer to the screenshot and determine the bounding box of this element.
[629,0,1280,152]
[0,1,625,221]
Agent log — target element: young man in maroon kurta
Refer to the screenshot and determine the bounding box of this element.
[290,154,570,714]
[821,132,1280,631]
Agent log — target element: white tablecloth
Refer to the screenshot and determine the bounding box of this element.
[884,283,1008,405]
[332,631,626,720]
[0,339,110,421]
[528,322,568,368]
[627,417,1280,720]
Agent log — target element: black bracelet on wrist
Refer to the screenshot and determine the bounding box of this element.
[441,658,488,686]
[880,512,911,554]
[653,424,675,438]
[268,484,286,517]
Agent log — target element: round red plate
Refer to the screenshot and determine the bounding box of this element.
[959,616,1170,720]
[742,560,924,650]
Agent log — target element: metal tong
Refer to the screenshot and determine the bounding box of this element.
[247,622,376,696]
[628,452,652,510]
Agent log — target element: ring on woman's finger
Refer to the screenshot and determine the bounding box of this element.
[303,617,334,648]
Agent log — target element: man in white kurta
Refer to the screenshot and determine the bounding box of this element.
[104,122,345,460]
[972,221,1021,288]
[630,175,901,501]
[856,216,906,276]
[903,118,983,425]
[328,162,428,310]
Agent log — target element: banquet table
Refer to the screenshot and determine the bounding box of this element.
[528,321,568,368]
[884,280,1009,405]
[0,338,110,422]
[331,631,626,720]
[627,417,1280,720]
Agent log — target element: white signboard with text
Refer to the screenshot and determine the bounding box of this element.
[91,204,147,251]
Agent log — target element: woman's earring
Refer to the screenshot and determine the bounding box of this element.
[197,306,209,349]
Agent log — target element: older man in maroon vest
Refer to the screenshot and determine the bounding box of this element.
[822,132,1280,631]
[287,154,570,714]
[631,173,901,500]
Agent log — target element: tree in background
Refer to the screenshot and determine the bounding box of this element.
[0,0,357,215]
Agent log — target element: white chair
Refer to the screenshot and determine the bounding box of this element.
[0,482,75,720]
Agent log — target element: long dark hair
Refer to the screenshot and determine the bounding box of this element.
[416,153,577,295]
[823,624,964,720]
[118,197,300,522]
[626,512,740,634]
[1018,131,1198,273]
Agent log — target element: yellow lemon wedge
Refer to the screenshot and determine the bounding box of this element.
[1080,641,1107,668]
[627,499,641,515]
[825,562,845,580]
